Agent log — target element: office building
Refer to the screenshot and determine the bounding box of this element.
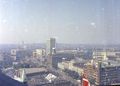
[84,60,120,85]
[46,38,56,55]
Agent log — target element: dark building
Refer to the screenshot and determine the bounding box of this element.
[16,50,26,60]
[0,71,27,86]
[99,61,120,85]
[52,53,74,69]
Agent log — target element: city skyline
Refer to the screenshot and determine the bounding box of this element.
[0,0,120,44]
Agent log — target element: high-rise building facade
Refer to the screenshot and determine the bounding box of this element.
[84,60,120,85]
[99,61,120,85]
[46,38,56,55]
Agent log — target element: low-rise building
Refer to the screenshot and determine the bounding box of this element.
[58,60,84,75]
[33,49,45,58]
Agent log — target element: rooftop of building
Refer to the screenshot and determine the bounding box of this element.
[100,60,120,68]
[26,70,74,86]
[85,59,120,68]
[0,71,27,86]
[24,68,48,75]
[73,63,85,68]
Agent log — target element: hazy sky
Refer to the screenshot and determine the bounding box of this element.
[0,0,120,44]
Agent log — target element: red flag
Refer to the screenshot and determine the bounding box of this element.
[82,78,90,86]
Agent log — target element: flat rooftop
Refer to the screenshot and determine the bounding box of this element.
[25,68,47,74]
[101,60,120,68]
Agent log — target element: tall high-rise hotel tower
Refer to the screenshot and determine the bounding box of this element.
[46,38,56,55]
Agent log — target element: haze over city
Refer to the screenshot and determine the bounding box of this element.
[0,1,120,86]
[0,0,120,44]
